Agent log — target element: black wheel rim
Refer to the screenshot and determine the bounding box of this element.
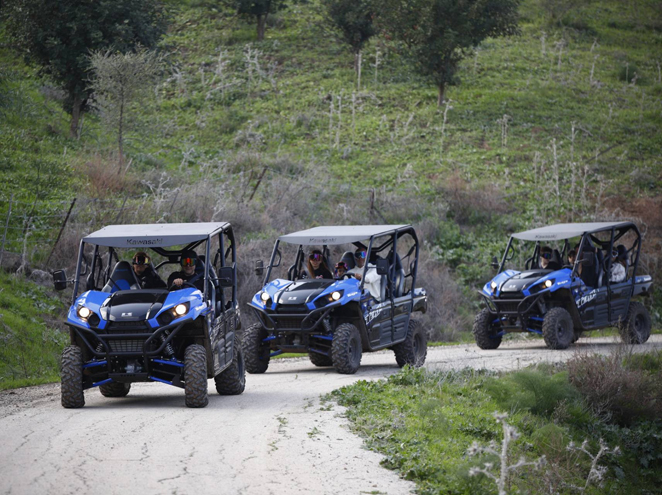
[634,314,645,337]
[349,336,361,366]
[413,333,421,357]
[557,321,569,340]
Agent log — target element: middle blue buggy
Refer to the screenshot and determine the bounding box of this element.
[244,225,428,374]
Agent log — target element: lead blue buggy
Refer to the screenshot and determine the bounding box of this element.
[475,222,653,350]
[52,223,244,408]
[244,225,428,374]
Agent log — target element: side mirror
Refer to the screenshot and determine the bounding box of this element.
[53,270,67,291]
[491,256,499,270]
[376,258,389,276]
[218,267,235,287]
[255,260,264,276]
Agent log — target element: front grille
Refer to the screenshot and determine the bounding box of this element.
[494,301,521,313]
[275,317,306,329]
[108,339,144,353]
[106,321,151,334]
[275,304,309,314]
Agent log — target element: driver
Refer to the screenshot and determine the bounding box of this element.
[347,248,381,300]
[132,252,166,289]
[168,250,204,291]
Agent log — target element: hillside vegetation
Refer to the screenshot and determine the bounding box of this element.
[0,0,660,387]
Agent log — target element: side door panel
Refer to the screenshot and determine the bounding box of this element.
[391,296,412,342]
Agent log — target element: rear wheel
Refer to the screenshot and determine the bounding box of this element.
[542,307,574,350]
[393,319,427,367]
[99,382,131,398]
[61,345,84,408]
[619,301,651,344]
[473,309,502,350]
[184,344,208,408]
[243,323,271,374]
[331,323,362,374]
[308,351,333,367]
[214,336,246,395]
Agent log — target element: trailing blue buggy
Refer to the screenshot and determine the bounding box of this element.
[475,222,653,350]
[245,225,428,375]
[52,222,245,408]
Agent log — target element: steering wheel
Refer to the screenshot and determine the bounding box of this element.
[169,281,198,291]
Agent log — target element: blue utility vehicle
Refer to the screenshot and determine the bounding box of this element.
[52,223,244,408]
[475,222,653,349]
[245,225,428,374]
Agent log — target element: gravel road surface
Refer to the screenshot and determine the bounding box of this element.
[1,335,660,495]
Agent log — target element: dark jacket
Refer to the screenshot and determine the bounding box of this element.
[136,268,166,289]
[167,270,205,291]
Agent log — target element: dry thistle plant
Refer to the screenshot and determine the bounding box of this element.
[467,412,546,495]
[565,438,620,492]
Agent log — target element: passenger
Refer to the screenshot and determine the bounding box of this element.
[334,261,351,280]
[609,248,626,283]
[539,246,553,269]
[168,250,205,291]
[132,251,166,289]
[347,248,382,300]
[307,249,333,279]
[567,249,576,267]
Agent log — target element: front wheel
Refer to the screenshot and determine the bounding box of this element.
[61,345,84,408]
[243,323,271,374]
[542,307,574,350]
[619,301,651,344]
[331,323,362,374]
[99,382,131,398]
[473,309,502,350]
[184,344,208,408]
[392,319,427,367]
[214,336,246,395]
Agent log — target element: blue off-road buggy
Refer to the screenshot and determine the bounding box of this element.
[475,222,653,350]
[52,223,245,408]
[245,225,428,374]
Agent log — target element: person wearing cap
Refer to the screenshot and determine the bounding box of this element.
[132,252,166,289]
[334,261,351,280]
[609,248,626,283]
[167,250,204,291]
[306,249,333,279]
[347,248,382,300]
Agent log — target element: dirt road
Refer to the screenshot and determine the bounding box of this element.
[1,335,660,495]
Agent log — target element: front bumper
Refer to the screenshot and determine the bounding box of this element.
[248,301,341,333]
[478,291,545,332]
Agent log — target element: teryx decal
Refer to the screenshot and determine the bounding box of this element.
[576,289,598,308]
[365,309,382,324]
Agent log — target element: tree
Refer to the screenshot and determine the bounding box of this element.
[227,0,287,41]
[3,0,167,137]
[89,48,161,167]
[379,0,520,105]
[322,0,377,71]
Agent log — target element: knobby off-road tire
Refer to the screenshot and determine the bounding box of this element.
[331,323,362,374]
[393,319,428,368]
[214,336,246,395]
[99,382,131,398]
[308,351,333,367]
[243,323,271,374]
[61,345,84,408]
[542,307,574,350]
[473,309,502,350]
[184,344,208,408]
[619,301,652,345]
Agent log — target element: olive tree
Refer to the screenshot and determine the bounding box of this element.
[322,0,377,72]
[3,0,167,137]
[225,0,287,41]
[89,48,161,166]
[379,0,520,105]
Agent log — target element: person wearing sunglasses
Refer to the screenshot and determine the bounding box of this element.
[167,250,204,291]
[306,249,332,279]
[132,251,166,289]
[609,248,626,283]
[347,248,382,300]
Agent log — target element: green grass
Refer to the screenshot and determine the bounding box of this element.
[329,362,662,494]
[0,272,68,390]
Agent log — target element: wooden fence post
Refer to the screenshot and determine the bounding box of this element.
[0,193,14,267]
[45,198,76,267]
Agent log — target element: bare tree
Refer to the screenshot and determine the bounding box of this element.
[89,48,161,167]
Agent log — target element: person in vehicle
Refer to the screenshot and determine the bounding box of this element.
[334,261,351,280]
[540,246,562,271]
[168,250,205,291]
[567,249,576,267]
[347,248,382,300]
[307,249,332,279]
[132,251,166,289]
[609,248,627,283]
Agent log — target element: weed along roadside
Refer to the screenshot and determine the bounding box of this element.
[329,351,662,495]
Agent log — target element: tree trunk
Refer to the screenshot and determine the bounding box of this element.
[118,99,124,170]
[69,95,83,138]
[257,14,267,41]
[437,83,446,106]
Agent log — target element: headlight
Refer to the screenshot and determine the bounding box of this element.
[331,291,342,301]
[174,303,188,316]
[490,281,498,291]
[544,279,553,289]
[77,306,91,319]
[260,291,271,302]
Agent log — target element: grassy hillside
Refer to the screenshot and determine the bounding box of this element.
[0,0,660,386]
